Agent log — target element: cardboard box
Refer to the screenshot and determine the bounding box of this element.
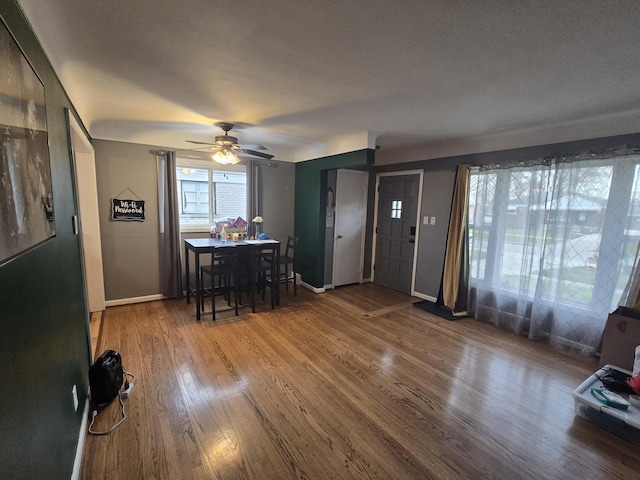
[599,307,640,371]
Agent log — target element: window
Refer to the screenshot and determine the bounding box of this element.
[391,200,402,219]
[468,154,640,352]
[176,162,246,230]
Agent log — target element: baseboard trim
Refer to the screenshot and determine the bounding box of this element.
[300,280,325,294]
[323,279,372,290]
[71,397,90,480]
[412,291,437,302]
[105,294,164,307]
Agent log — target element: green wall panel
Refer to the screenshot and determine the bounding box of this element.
[0,1,90,478]
[294,149,374,288]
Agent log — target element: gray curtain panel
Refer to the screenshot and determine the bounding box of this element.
[159,151,183,298]
[246,159,258,236]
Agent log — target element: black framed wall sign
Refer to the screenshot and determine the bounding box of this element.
[111,198,145,222]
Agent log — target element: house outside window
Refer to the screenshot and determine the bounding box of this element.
[181,179,209,215]
[176,161,246,230]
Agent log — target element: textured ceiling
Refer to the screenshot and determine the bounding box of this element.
[15,0,640,163]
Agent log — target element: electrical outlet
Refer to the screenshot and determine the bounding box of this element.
[423,216,429,225]
[430,216,436,225]
[72,385,79,412]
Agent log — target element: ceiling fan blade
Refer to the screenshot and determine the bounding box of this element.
[174,145,222,154]
[238,143,267,151]
[186,123,272,159]
[240,149,274,160]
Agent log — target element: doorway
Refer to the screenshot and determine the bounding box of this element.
[372,172,422,293]
[332,169,368,287]
[68,113,105,314]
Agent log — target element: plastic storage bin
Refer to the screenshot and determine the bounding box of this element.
[572,364,640,445]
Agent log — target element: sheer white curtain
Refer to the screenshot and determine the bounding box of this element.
[468,149,640,354]
[620,242,640,309]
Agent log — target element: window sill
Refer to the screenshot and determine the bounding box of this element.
[180,227,211,234]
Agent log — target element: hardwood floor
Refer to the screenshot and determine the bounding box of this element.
[81,283,640,479]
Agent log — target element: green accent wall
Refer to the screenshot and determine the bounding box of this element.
[0,1,89,478]
[294,149,374,288]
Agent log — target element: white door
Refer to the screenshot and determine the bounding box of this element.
[333,169,368,287]
[69,114,106,312]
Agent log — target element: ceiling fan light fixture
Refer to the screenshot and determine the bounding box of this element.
[186,121,273,161]
[212,148,240,165]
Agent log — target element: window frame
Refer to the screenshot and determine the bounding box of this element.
[468,156,640,315]
[391,200,403,219]
[175,157,247,233]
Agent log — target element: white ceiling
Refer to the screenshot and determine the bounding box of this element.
[16,0,640,163]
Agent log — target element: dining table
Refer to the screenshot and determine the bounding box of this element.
[184,237,281,320]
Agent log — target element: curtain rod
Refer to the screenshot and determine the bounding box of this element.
[479,144,640,171]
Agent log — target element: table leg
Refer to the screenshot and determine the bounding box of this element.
[195,250,201,320]
[185,242,191,304]
[276,247,280,305]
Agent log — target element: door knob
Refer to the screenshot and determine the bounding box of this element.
[337,235,343,239]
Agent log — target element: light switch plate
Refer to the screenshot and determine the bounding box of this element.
[430,216,436,225]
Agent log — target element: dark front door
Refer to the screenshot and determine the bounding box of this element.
[374,174,419,293]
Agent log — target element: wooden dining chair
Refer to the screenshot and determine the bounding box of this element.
[279,235,298,296]
[250,244,278,312]
[200,248,239,320]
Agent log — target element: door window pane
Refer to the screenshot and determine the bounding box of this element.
[391,200,402,219]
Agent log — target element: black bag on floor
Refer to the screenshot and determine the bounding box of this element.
[597,367,634,395]
[89,349,124,405]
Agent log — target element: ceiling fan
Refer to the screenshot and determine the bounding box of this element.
[186,122,274,165]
